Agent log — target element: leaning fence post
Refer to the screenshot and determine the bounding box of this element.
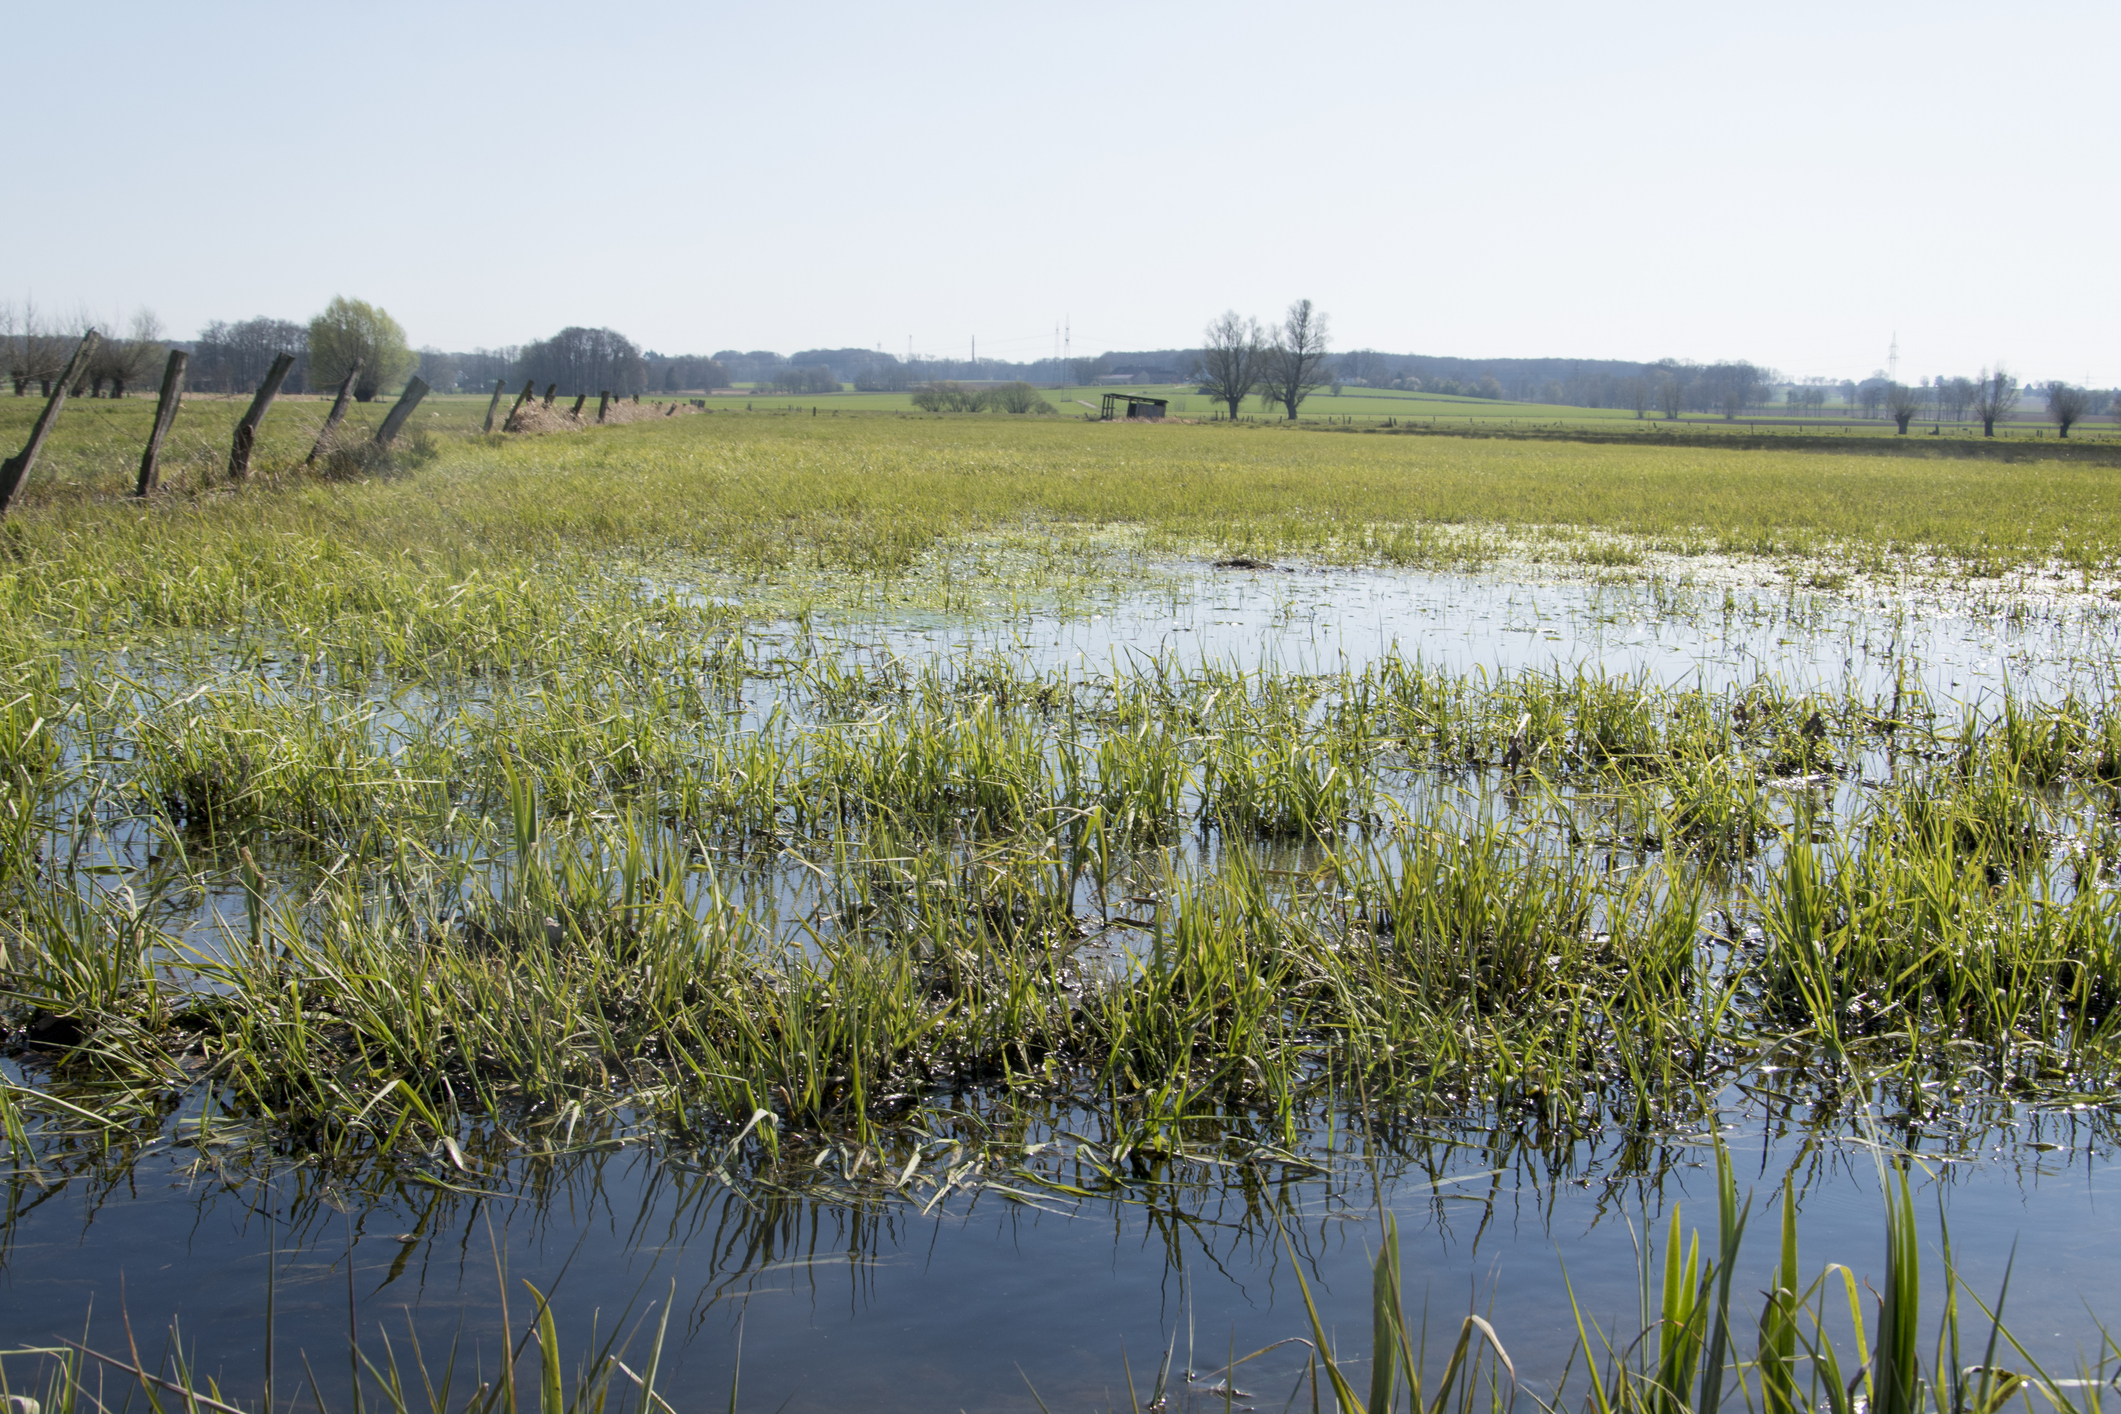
[597,390,610,423]
[135,348,188,496]
[570,394,586,419]
[305,359,363,467]
[226,352,296,480]
[508,379,535,419]
[0,329,100,516]
[373,377,430,447]
[482,377,506,434]
[542,384,556,407]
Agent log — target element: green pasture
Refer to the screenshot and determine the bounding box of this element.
[725,380,1648,423]
[711,377,2105,438]
[3,393,2119,579]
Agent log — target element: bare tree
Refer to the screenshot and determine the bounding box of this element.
[1938,376,1976,423]
[1971,366,2019,437]
[1194,311,1266,420]
[2,300,69,396]
[88,310,164,398]
[1624,378,1651,419]
[1886,382,1924,434]
[1657,377,1685,420]
[0,303,26,395]
[193,317,307,394]
[1263,299,1331,419]
[1700,361,1762,419]
[2045,381,2091,438]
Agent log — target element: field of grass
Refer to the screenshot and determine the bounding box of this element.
[706,378,2114,440]
[5,397,2121,582]
[1,396,2119,1402]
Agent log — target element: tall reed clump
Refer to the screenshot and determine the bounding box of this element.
[1276,1145,2095,1414]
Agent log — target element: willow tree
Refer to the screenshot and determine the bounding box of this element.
[1971,366,2019,437]
[308,296,416,402]
[1263,299,1331,420]
[1195,311,1266,420]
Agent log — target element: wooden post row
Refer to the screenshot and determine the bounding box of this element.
[374,377,430,447]
[0,329,100,516]
[135,348,188,496]
[305,359,363,467]
[227,352,297,480]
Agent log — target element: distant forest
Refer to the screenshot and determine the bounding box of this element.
[20,301,2106,421]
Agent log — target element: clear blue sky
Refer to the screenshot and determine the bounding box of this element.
[10,0,2116,385]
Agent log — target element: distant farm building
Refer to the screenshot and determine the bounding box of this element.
[1100,392,1170,420]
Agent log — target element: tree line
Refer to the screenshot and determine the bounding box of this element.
[3,297,420,403]
[10,294,2111,434]
[3,302,739,405]
[419,330,732,399]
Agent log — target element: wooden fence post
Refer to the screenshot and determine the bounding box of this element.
[482,377,506,434]
[373,377,431,447]
[542,384,556,407]
[305,359,363,467]
[226,352,296,480]
[0,329,100,516]
[570,394,586,419]
[509,379,535,417]
[135,347,187,496]
[597,391,610,423]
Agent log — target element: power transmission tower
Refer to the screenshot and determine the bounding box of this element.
[1888,333,1900,384]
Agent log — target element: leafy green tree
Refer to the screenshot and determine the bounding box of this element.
[308,296,416,402]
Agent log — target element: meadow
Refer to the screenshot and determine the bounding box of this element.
[709,380,2113,439]
[0,398,2118,1410]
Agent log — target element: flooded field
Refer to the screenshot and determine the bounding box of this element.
[4,536,2121,1410]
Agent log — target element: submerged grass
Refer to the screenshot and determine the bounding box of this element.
[5,643,2121,1174]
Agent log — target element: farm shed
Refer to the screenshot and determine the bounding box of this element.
[1100,392,1170,420]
